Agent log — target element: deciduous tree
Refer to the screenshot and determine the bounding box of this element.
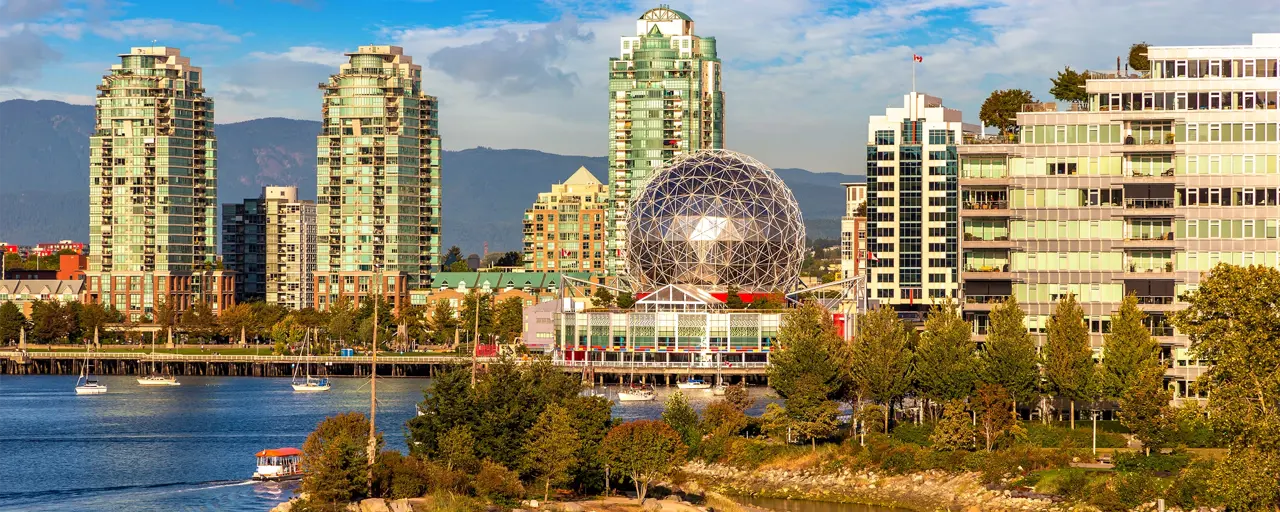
[591,287,615,308]
[1042,293,1094,428]
[975,384,1015,451]
[662,391,701,450]
[979,297,1039,411]
[181,300,219,343]
[915,300,975,417]
[1118,363,1175,454]
[493,296,524,344]
[769,301,848,402]
[437,425,476,471]
[300,412,382,506]
[1128,42,1149,71]
[522,403,579,503]
[1049,66,1088,104]
[979,89,1035,137]
[930,400,976,451]
[427,299,457,346]
[599,420,687,502]
[0,301,26,344]
[850,305,914,430]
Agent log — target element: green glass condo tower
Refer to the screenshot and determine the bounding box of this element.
[84,46,234,321]
[314,45,441,311]
[606,5,725,279]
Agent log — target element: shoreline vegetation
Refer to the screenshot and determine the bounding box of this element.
[277,263,1273,512]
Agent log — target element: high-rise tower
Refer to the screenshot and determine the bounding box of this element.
[606,5,724,278]
[314,46,440,310]
[84,46,234,320]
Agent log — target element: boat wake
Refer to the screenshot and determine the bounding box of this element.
[0,479,259,510]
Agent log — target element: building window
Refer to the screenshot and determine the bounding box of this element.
[927,129,953,145]
[874,130,895,145]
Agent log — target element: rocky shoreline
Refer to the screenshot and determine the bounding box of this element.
[682,461,1069,512]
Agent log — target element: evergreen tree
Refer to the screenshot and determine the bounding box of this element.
[437,425,477,471]
[565,395,613,494]
[661,391,701,450]
[979,296,1039,411]
[850,305,913,430]
[1118,363,1175,455]
[616,292,637,309]
[768,302,848,402]
[0,300,27,344]
[443,246,464,266]
[1042,293,1094,428]
[522,403,579,503]
[300,412,381,506]
[1101,293,1159,399]
[427,299,458,346]
[915,300,975,416]
[591,287,615,308]
[724,284,746,309]
[1049,66,1088,103]
[493,296,525,344]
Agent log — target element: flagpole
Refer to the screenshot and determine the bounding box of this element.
[912,58,916,94]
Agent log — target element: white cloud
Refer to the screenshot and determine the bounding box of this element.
[90,18,243,43]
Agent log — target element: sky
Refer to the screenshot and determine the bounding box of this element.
[3,0,1280,174]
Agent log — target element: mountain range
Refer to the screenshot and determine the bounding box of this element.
[0,99,862,252]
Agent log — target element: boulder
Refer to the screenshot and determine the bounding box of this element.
[663,495,682,502]
[641,499,664,511]
[388,499,413,512]
[556,503,585,512]
[269,500,294,512]
[359,498,391,512]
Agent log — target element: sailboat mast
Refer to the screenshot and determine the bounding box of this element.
[367,272,380,498]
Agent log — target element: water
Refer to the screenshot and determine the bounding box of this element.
[734,496,909,512]
[0,376,776,511]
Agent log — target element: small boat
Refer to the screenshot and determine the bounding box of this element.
[617,384,656,402]
[138,333,180,386]
[75,344,107,395]
[676,378,711,390]
[252,447,304,481]
[711,383,728,396]
[292,331,331,392]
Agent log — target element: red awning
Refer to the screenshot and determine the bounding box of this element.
[256,447,303,458]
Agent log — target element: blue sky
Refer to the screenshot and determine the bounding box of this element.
[3,0,1279,173]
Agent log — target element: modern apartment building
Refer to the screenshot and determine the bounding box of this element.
[84,46,234,320]
[523,167,609,276]
[958,33,1280,400]
[606,5,724,278]
[222,186,316,308]
[314,45,441,311]
[222,195,266,302]
[840,182,868,280]
[866,92,978,312]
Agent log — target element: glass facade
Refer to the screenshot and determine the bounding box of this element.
[605,7,724,278]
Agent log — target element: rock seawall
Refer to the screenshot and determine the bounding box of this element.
[682,461,1074,512]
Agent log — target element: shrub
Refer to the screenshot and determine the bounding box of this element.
[1164,460,1215,511]
[473,460,524,502]
[373,452,427,499]
[1041,469,1090,500]
[878,445,918,475]
[422,460,468,494]
[1023,423,1125,449]
[890,422,933,446]
[1112,451,1190,474]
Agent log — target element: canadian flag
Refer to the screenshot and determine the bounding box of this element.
[868,251,878,262]
[913,54,923,63]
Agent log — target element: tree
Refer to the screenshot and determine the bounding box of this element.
[427,299,457,346]
[496,251,523,267]
[459,290,494,344]
[850,305,913,430]
[1100,293,1159,399]
[447,260,471,272]
[616,292,637,309]
[78,302,112,342]
[1128,42,1149,71]
[493,296,524,344]
[591,287,615,308]
[1042,293,1093,428]
[930,400,976,451]
[1172,264,1280,454]
[975,384,1015,451]
[1208,448,1280,511]
[394,304,427,352]
[722,382,753,413]
[443,246,463,266]
[300,412,381,506]
[0,301,27,344]
[437,425,477,471]
[566,395,614,494]
[522,404,580,503]
[1049,66,1088,104]
[327,297,358,347]
[30,301,74,342]
[662,391,701,450]
[979,89,1035,137]
[769,301,848,402]
[786,380,842,448]
[599,420,687,502]
[182,300,219,343]
[1118,363,1175,454]
[271,314,308,355]
[724,285,745,309]
[152,297,177,328]
[979,296,1039,410]
[218,302,256,344]
[915,300,975,416]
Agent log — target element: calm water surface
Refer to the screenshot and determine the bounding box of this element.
[0,376,775,511]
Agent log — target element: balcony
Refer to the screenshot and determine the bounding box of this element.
[1120,197,1177,217]
[962,263,1013,281]
[964,295,1010,311]
[1122,231,1175,248]
[961,200,1011,218]
[1119,136,1177,153]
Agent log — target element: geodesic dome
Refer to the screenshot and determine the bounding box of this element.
[625,149,805,291]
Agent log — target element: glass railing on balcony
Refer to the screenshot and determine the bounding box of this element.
[965,263,1010,273]
[1126,231,1173,241]
[1150,326,1175,336]
[965,295,1010,304]
[963,200,1009,210]
[1127,262,1174,273]
[1134,295,1175,305]
[1125,198,1175,209]
[1128,167,1176,177]
[962,233,1010,242]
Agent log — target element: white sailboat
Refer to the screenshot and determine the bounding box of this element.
[137,334,180,386]
[74,344,107,395]
[291,330,330,392]
[676,377,711,390]
[617,384,656,402]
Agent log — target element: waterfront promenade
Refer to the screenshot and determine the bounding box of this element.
[0,346,769,384]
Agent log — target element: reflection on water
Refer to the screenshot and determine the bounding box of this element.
[0,376,776,511]
[735,496,910,512]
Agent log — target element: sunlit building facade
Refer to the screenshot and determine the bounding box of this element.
[959,33,1280,399]
[522,167,609,275]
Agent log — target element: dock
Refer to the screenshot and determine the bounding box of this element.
[0,350,769,385]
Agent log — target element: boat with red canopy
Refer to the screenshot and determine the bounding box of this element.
[253,447,303,481]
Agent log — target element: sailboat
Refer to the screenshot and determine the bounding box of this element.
[710,358,728,395]
[137,333,180,386]
[74,344,107,395]
[291,330,330,392]
[676,377,711,390]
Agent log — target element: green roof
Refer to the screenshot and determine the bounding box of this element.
[428,271,591,290]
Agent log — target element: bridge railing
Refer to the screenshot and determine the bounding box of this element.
[556,360,769,369]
